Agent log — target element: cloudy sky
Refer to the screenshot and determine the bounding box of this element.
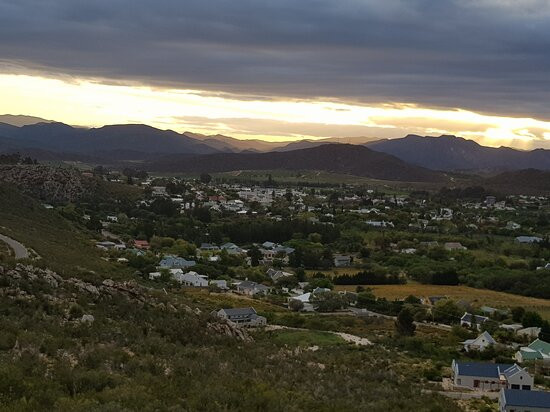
[1,0,550,148]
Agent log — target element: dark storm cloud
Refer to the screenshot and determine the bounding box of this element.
[0,0,549,117]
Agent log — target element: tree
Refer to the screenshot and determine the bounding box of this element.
[311,291,347,312]
[200,173,212,184]
[395,307,416,336]
[432,299,462,324]
[288,299,304,312]
[511,306,526,323]
[248,246,262,267]
[522,311,543,328]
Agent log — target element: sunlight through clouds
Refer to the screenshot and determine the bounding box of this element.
[2,73,550,149]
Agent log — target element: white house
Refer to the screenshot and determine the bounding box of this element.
[452,361,534,392]
[288,292,315,312]
[463,331,496,352]
[172,270,208,287]
[334,255,352,267]
[517,327,542,339]
[461,312,489,330]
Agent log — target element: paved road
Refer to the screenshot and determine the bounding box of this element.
[0,234,30,259]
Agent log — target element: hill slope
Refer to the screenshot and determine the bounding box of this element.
[147,143,447,182]
[480,169,550,194]
[368,134,550,171]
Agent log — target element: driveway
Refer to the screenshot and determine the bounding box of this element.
[0,234,30,259]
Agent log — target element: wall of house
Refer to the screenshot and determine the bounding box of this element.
[454,374,501,391]
[506,370,534,390]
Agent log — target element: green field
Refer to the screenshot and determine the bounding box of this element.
[0,184,129,279]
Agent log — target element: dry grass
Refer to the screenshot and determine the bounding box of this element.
[334,284,550,320]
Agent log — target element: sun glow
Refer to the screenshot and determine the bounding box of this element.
[2,73,550,149]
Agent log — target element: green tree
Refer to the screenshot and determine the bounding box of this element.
[511,307,526,323]
[395,307,416,336]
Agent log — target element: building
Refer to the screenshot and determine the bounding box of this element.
[515,339,550,363]
[518,327,542,339]
[461,312,489,329]
[158,255,196,270]
[452,361,533,391]
[334,255,352,267]
[133,240,150,250]
[235,280,271,296]
[288,293,315,312]
[463,331,497,352]
[171,270,208,287]
[499,389,550,412]
[210,279,229,290]
[515,236,543,244]
[444,242,467,251]
[266,268,294,282]
[215,307,267,327]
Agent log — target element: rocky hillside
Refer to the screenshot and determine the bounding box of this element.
[0,263,457,411]
[0,165,98,203]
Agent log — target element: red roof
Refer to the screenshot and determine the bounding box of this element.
[133,240,150,249]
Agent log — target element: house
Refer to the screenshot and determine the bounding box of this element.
[334,255,352,267]
[461,312,489,329]
[172,270,208,287]
[235,280,271,296]
[515,339,550,363]
[499,389,550,412]
[210,279,229,290]
[515,236,543,244]
[220,242,244,255]
[366,220,394,228]
[158,255,196,270]
[444,242,467,251]
[518,327,542,339]
[506,221,521,230]
[96,241,116,250]
[500,324,524,333]
[200,243,219,251]
[148,271,162,280]
[463,331,497,352]
[266,268,294,282]
[452,361,534,391]
[133,240,150,250]
[288,293,314,312]
[215,307,266,327]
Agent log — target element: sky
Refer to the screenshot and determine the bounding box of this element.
[1,0,550,149]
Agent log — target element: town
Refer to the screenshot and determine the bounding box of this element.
[78,167,550,411]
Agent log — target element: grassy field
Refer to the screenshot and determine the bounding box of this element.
[210,169,445,193]
[0,184,129,279]
[335,283,550,320]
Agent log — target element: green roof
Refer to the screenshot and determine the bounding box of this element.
[528,339,550,355]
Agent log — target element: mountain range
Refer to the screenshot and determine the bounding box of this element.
[366,134,550,172]
[146,143,446,182]
[2,115,550,174]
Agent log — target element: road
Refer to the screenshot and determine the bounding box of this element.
[0,234,30,259]
[265,324,372,346]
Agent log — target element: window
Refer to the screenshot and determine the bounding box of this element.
[511,384,520,389]
[522,385,531,390]
[474,380,479,388]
